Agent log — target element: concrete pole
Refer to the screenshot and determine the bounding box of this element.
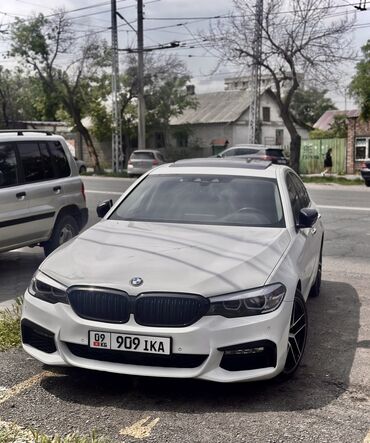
[137,0,146,149]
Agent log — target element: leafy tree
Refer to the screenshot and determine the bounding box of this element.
[9,13,111,172]
[291,87,337,127]
[350,40,370,120]
[205,0,354,172]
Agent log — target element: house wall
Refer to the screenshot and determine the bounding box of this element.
[347,117,370,173]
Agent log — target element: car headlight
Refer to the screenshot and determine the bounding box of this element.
[28,272,68,304]
[207,283,286,318]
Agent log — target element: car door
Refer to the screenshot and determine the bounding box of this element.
[286,172,317,295]
[0,142,33,251]
[16,141,64,243]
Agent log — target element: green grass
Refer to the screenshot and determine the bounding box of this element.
[302,176,364,185]
[0,298,22,352]
[0,423,108,443]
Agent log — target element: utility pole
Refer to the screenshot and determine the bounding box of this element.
[248,0,263,144]
[111,0,123,172]
[137,0,146,149]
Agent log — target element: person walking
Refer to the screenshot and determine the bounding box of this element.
[321,148,333,176]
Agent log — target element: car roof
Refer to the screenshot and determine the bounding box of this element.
[150,158,285,179]
[131,149,161,154]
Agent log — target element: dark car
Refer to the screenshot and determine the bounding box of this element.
[360,160,370,187]
[216,145,288,165]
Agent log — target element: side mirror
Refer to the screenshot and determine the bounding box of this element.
[297,208,318,229]
[97,199,113,218]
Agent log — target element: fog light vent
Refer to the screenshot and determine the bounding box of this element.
[219,340,276,371]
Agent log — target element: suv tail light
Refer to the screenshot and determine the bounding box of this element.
[81,182,86,202]
[262,155,273,161]
[152,159,159,166]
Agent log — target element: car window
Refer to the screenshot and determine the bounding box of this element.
[18,142,49,183]
[110,174,285,228]
[39,142,55,180]
[48,141,71,178]
[286,173,301,224]
[290,173,310,208]
[222,149,235,157]
[131,151,155,160]
[266,149,285,158]
[0,143,18,187]
[235,148,259,155]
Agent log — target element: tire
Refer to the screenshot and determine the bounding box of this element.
[44,214,79,256]
[277,290,308,381]
[79,166,87,174]
[365,180,370,187]
[309,246,322,298]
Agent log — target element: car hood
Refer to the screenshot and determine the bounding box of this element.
[40,220,291,297]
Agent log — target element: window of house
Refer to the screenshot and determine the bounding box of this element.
[262,107,271,122]
[355,137,370,160]
[276,129,284,145]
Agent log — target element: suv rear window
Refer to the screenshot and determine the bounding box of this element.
[131,151,155,160]
[0,143,18,187]
[18,142,48,183]
[48,141,71,178]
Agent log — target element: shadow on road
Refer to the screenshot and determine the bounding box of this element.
[41,280,360,413]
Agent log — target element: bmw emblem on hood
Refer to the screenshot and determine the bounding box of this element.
[130,277,143,287]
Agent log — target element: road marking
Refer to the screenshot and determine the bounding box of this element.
[120,417,160,439]
[319,205,370,212]
[0,371,53,406]
[364,430,370,443]
[85,190,122,195]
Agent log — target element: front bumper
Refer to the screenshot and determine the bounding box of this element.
[21,290,292,382]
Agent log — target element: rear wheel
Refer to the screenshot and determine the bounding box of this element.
[44,214,79,256]
[278,291,308,380]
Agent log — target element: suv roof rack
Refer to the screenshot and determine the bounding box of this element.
[171,158,272,170]
[0,129,54,136]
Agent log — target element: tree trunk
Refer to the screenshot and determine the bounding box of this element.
[75,121,103,173]
[279,106,301,173]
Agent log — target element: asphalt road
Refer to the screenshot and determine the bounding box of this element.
[0,177,369,442]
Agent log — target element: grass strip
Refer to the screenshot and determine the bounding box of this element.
[0,299,22,352]
[302,176,364,185]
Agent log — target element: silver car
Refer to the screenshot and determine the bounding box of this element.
[0,130,88,256]
[127,150,165,177]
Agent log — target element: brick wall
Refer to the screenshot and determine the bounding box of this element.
[346,117,370,173]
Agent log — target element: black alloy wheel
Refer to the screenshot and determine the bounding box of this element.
[281,291,308,378]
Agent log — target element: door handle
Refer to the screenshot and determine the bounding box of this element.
[53,186,62,194]
[311,227,317,235]
[16,192,26,200]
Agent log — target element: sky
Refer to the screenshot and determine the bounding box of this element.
[0,0,369,109]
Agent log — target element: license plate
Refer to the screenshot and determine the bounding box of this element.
[89,331,171,355]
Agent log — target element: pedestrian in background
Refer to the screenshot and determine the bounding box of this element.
[321,148,333,176]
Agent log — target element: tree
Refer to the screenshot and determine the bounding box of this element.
[291,87,337,127]
[10,13,111,172]
[350,40,370,120]
[205,0,354,172]
[118,54,197,162]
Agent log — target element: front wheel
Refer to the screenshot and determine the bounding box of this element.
[365,180,370,187]
[44,214,79,256]
[278,291,308,380]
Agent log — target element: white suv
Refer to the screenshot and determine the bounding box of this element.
[0,130,88,256]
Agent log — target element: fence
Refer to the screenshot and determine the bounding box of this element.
[299,138,346,174]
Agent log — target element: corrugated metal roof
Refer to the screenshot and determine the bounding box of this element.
[170,90,253,125]
[314,109,360,131]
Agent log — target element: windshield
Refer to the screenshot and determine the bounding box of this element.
[110,174,285,228]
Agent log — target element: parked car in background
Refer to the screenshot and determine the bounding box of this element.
[21,158,323,382]
[74,157,87,174]
[216,144,288,165]
[0,130,88,256]
[127,150,165,177]
[360,160,370,187]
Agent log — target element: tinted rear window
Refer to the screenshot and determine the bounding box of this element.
[0,143,18,187]
[266,149,285,157]
[110,174,285,228]
[18,142,48,183]
[48,141,71,178]
[131,151,155,160]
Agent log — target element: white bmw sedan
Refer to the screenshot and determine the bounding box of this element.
[21,158,324,383]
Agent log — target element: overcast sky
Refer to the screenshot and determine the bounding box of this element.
[0,0,369,108]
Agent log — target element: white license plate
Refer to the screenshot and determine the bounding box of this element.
[89,331,171,355]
